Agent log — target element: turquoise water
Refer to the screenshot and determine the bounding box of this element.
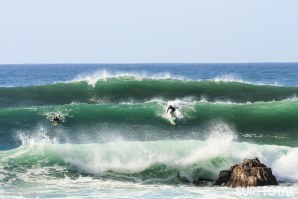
[0,63,297,198]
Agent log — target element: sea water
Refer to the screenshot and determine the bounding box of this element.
[0,63,297,198]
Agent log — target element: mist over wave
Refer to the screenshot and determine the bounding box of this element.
[69,70,187,86]
[69,70,282,86]
[1,125,297,186]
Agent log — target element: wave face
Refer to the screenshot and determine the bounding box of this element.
[1,100,298,147]
[1,132,297,186]
[1,65,298,198]
[1,78,298,107]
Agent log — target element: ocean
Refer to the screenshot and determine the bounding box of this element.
[0,63,297,198]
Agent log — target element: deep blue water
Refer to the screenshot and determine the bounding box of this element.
[1,63,298,87]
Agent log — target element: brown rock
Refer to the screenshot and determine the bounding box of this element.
[215,158,278,187]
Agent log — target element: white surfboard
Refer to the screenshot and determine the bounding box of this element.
[168,113,177,125]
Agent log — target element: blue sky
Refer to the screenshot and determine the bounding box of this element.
[0,0,297,63]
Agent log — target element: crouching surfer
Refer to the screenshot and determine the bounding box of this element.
[52,115,62,124]
[167,105,176,118]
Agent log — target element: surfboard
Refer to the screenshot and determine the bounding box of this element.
[170,117,176,125]
[168,114,177,125]
[52,121,59,126]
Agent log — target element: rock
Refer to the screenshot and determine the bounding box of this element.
[215,158,278,187]
[193,177,213,186]
[216,170,232,185]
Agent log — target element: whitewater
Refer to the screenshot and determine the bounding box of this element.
[0,63,298,198]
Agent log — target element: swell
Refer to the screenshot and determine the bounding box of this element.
[1,78,298,107]
[1,139,297,184]
[1,100,298,146]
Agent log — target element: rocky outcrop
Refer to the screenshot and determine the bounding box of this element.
[215,158,278,187]
[193,177,213,186]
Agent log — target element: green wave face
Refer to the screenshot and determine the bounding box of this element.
[1,76,298,188]
[1,100,298,147]
[1,78,298,107]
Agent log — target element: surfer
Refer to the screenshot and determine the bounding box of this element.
[52,115,61,123]
[167,105,176,117]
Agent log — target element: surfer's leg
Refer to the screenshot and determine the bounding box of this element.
[170,110,175,117]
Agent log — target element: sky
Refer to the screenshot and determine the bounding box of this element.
[0,0,297,64]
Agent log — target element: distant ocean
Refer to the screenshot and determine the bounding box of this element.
[0,63,297,198]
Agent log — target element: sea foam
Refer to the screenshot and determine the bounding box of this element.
[11,124,298,183]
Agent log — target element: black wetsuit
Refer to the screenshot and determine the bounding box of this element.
[53,117,60,123]
[167,105,176,113]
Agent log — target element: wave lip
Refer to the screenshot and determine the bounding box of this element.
[212,74,245,83]
[69,69,188,86]
[212,74,282,86]
[70,70,283,87]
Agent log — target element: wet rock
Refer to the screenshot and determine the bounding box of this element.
[215,158,278,187]
[193,177,213,186]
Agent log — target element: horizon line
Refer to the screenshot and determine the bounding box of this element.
[1,61,298,65]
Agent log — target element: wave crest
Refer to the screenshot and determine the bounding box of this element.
[3,129,297,183]
[70,69,187,86]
